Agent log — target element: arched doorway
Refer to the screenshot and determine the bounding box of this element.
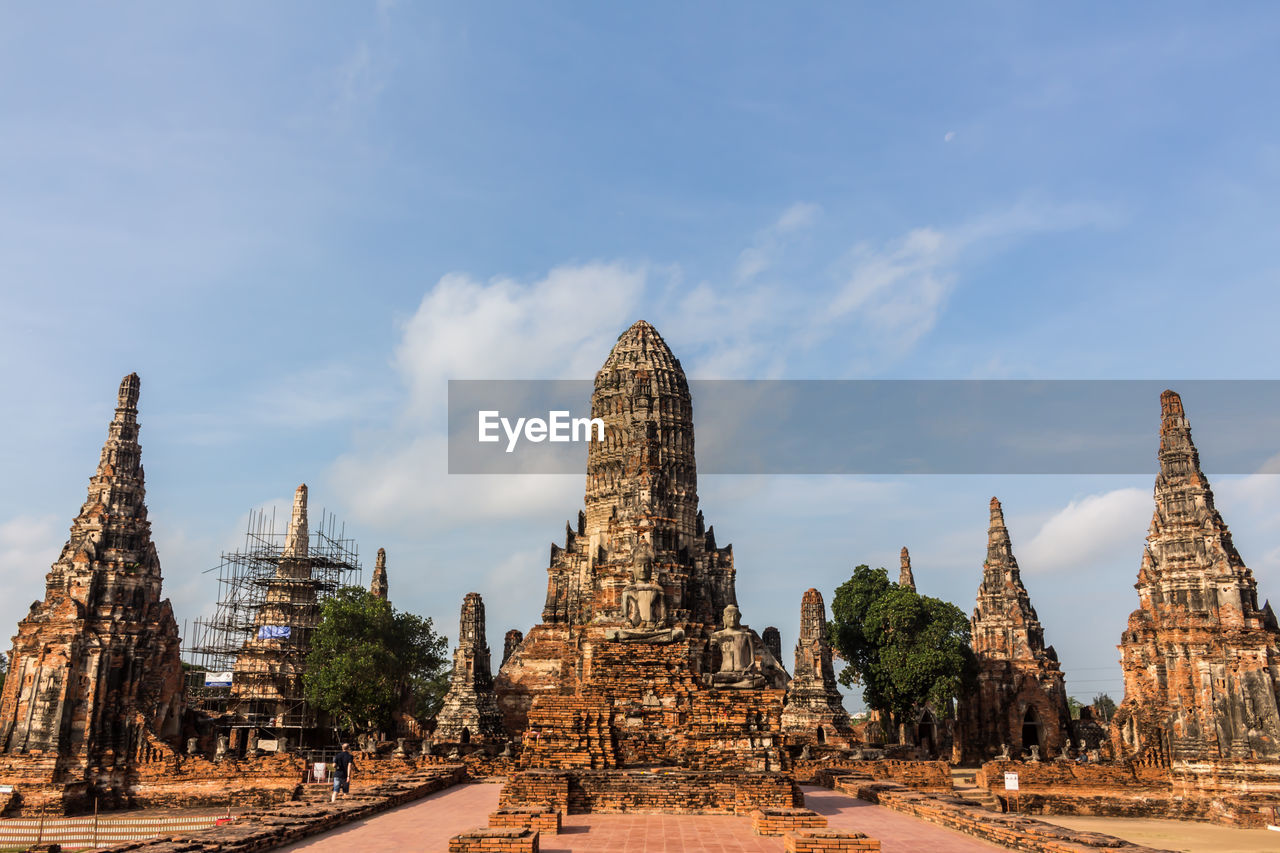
[916,709,937,757]
[461,727,471,745]
[1021,707,1041,754]
[817,726,826,744]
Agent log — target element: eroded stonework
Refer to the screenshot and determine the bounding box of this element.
[958,497,1071,761]
[781,589,854,747]
[0,374,184,807]
[434,593,506,744]
[495,320,789,772]
[1113,390,1280,764]
[370,548,389,601]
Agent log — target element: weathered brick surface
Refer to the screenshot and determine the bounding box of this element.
[488,806,561,833]
[751,807,827,835]
[448,826,539,852]
[783,829,879,852]
[855,781,1174,853]
[0,375,185,814]
[92,766,464,852]
[957,498,1072,763]
[500,768,801,815]
[810,760,952,791]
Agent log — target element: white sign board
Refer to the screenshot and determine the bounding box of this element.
[313,762,326,782]
[0,785,13,794]
[1004,772,1019,791]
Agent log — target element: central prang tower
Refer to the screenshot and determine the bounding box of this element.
[495,320,788,772]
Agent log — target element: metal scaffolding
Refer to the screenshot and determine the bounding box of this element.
[183,504,361,746]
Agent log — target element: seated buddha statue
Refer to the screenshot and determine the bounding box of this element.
[605,541,685,643]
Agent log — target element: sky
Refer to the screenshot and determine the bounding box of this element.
[2,3,1280,713]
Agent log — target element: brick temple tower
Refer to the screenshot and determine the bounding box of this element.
[958,497,1071,761]
[1113,391,1280,764]
[781,589,854,747]
[495,320,789,773]
[434,593,506,744]
[899,546,916,591]
[0,374,184,807]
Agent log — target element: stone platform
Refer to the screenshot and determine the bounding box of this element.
[500,768,803,815]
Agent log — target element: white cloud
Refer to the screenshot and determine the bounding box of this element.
[820,201,1121,360]
[1020,488,1150,573]
[944,131,956,142]
[329,262,643,528]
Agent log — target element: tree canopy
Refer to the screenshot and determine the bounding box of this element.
[829,564,977,730]
[304,586,449,734]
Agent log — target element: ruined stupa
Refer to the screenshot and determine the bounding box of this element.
[496,320,791,782]
[781,589,854,747]
[1111,391,1280,821]
[958,497,1071,761]
[433,593,506,744]
[0,374,184,808]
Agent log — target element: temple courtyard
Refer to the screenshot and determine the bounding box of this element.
[276,783,1006,853]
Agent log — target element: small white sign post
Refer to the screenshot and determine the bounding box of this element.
[1004,772,1019,813]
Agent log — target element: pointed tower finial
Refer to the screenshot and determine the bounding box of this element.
[117,373,141,412]
[370,547,389,600]
[282,484,309,559]
[899,546,916,590]
[986,497,1016,570]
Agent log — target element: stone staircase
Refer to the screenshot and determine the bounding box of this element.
[949,769,1003,812]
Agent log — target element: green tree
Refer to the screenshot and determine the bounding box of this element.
[1092,692,1117,722]
[829,565,977,738]
[1067,696,1084,720]
[304,587,449,734]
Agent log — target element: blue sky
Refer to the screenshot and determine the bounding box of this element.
[3,3,1280,711]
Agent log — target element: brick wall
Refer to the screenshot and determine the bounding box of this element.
[500,769,801,815]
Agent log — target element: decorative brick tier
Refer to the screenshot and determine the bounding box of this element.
[810,760,952,791]
[448,827,539,852]
[488,807,561,834]
[752,807,827,836]
[784,829,879,852]
[854,781,1174,853]
[500,769,802,815]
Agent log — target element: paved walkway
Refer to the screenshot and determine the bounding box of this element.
[276,782,1007,852]
[274,782,502,853]
[802,786,1003,853]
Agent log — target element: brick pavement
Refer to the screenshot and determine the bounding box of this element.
[274,781,1006,853]
[802,786,1003,853]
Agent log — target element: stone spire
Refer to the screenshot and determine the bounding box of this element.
[0,373,185,782]
[282,484,308,559]
[972,497,1047,657]
[959,496,1071,761]
[782,588,854,746]
[434,592,506,743]
[370,547,389,600]
[502,629,523,668]
[1114,390,1280,762]
[762,626,782,664]
[533,319,737,632]
[899,546,916,590]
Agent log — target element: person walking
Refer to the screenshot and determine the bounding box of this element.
[331,742,356,802]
